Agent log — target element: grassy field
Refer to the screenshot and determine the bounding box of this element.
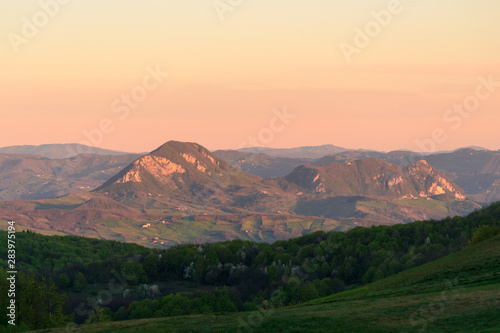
[34,234,500,333]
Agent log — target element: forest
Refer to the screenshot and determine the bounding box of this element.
[1,202,499,331]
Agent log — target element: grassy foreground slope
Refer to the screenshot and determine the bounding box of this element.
[36,234,500,333]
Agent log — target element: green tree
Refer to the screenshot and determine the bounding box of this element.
[85,305,112,324]
[143,252,160,280]
[284,276,301,304]
[122,260,148,285]
[73,272,87,292]
[321,261,331,277]
[297,281,319,302]
[18,274,70,330]
[469,226,500,246]
[57,273,71,288]
[0,268,9,326]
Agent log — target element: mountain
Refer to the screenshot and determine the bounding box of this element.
[95,141,262,207]
[0,153,140,200]
[277,158,476,224]
[0,143,130,159]
[213,150,311,178]
[97,142,467,216]
[312,148,500,203]
[312,150,385,166]
[217,149,427,179]
[238,147,500,203]
[433,145,489,154]
[284,159,465,200]
[0,141,481,247]
[238,144,348,159]
[3,144,496,203]
[312,150,425,167]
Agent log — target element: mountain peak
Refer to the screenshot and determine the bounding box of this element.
[407,159,431,170]
[151,141,207,156]
[94,141,259,200]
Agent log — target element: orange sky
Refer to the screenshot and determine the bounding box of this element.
[1,0,499,153]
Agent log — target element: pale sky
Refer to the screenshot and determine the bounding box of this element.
[1,0,499,153]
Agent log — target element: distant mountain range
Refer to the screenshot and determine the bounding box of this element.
[238,144,349,159]
[0,143,130,159]
[212,150,312,179]
[0,141,485,247]
[0,152,140,200]
[215,147,500,204]
[94,142,469,214]
[1,143,498,204]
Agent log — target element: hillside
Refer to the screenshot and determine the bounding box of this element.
[0,153,140,200]
[38,236,500,332]
[0,193,344,248]
[24,203,500,333]
[284,159,465,200]
[213,150,310,178]
[117,235,500,332]
[312,232,500,305]
[312,150,386,166]
[239,144,348,159]
[425,148,500,203]
[310,148,500,203]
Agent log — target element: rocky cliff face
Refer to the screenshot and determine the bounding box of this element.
[404,160,466,200]
[94,141,260,200]
[284,159,466,200]
[482,179,500,203]
[114,155,186,185]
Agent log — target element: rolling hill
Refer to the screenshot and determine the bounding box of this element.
[213,150,311,178]
[37,213,500,333]
[238,144,349,159]
[0,153,140,200]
